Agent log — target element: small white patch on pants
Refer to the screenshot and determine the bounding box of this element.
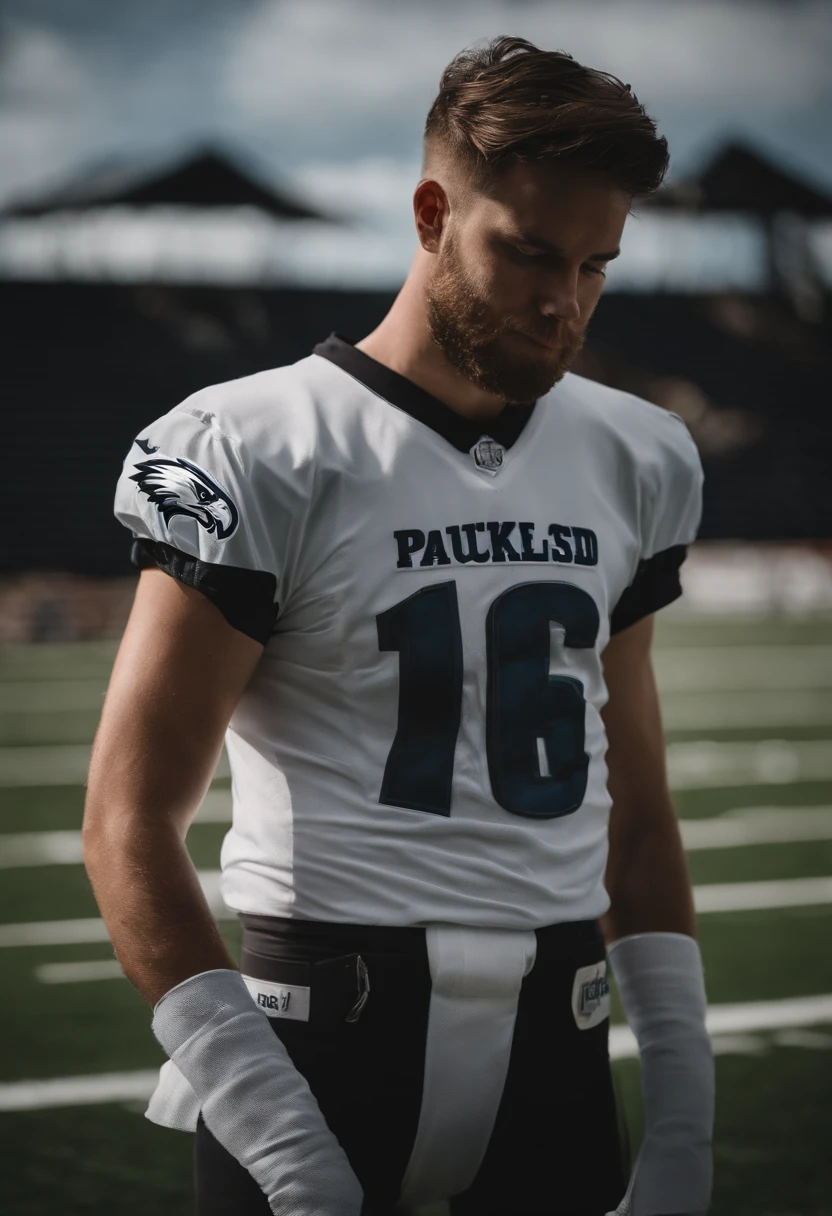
[571,960,611,1030]
[241,975,311,1021]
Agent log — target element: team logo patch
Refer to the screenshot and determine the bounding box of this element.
[130,453,239,539]
[571,961,610,1030]
[241,975,311,1021]
[471,435,505,474]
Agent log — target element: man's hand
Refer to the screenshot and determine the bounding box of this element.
[603,934,713,1216]
[154,969,363,1215]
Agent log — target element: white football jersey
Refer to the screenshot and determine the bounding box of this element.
[114,333,703,929]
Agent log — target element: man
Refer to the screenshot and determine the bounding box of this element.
[84,35,713,1216]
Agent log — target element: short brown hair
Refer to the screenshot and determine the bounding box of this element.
[424,35,669,198]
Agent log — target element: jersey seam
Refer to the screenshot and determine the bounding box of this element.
[177,404,245,454]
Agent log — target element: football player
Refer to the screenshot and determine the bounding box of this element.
[83,35,713,1216]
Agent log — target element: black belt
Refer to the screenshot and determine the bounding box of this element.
[239,913,604,1028]
[241,912,602,961]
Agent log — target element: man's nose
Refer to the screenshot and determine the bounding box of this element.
[538,268,581,323]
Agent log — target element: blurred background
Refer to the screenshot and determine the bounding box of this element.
[1,1,831,1213]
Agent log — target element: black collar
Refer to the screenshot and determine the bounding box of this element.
[312,332,537,454]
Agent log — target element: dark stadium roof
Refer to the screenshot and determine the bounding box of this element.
[646,141,832,217]
[2,279,831,571]
[1,147,333,222]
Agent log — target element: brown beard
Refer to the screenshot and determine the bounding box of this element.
[424,230,587,405]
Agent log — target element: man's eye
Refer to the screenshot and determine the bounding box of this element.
[513,247,605,276]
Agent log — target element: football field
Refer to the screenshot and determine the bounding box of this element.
[1,610,831,1215]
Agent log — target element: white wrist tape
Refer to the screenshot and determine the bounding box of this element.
[152,968,363,1216]
[607,933,714,1216]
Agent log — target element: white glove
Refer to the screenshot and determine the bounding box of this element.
[606,932,714,1216]
[152,968,363,1215]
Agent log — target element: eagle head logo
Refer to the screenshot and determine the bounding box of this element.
[130,456,239,539]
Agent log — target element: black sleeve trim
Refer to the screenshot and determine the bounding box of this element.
[610,544,688,635]
[131,538,279,645]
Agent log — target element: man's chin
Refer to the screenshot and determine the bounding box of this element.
[427,314,578,402]
[478,366,565,404]
[472,340,573,402]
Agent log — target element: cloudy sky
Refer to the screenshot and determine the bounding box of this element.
[1,0,831,224]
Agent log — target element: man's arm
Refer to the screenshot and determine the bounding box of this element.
[83,566,262,1005]
[600,612,713,1216]
[83,567,363,1215]
[599,612,695,945]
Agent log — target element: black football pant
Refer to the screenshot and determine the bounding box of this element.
[193,916,628,1215]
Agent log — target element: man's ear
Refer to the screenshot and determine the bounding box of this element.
[413,178,449,253]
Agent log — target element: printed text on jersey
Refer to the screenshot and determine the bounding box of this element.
[394,522,598,569]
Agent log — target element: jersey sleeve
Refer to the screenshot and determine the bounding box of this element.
[610,411,704,635]
[114,402,284,644]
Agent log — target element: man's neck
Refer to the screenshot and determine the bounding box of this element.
[355,284,509,424]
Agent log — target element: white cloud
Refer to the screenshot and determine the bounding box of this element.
[223,0,832,133]
[222,0,441,135]
[0,112,67,188]
[0,22,91,108]
[290,157,422,227]
[0,21,112,204]
[0,1,830,214]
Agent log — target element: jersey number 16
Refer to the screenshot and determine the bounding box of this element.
[376,580,600,820]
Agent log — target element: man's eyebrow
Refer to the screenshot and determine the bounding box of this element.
[511,233,621,261]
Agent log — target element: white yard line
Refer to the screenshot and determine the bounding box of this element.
[195,789,234,822]
[608,992,832,1061]
[661,690,832,731]
[1,872,831,953]
[653,646,832,691]
[0,1070,162,1112]
[4,647,831,714]
[9,690,831,732]
[666,740,832,788]
[0,873,227,947]
[680,806,832,849]
[36,960,123,984]
[0,799,231,866]
[0,830,84,867]
[2,992,832,1111]
[0,745,230,787]
[693,876,832,912]
[5,806,832,869]
[0,918,113,947]
[0,744,95,787]
[1,738,830,791]
[0,680,107,713]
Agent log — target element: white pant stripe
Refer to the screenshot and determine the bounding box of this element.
[398,925,537,1205]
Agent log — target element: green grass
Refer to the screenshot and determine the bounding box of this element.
[0,867,103,923]
[0,785,87,832]
[696,906,832,1002]
[0,1108,194,1216]
[0,641,118,682]
[687,840,832,885]
[674,780,832,819]
[0,710,104,746]
[0,922,243,1084]
[653,613,832,648]
[2,612,832,1215]
[614,1045,832,1216]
